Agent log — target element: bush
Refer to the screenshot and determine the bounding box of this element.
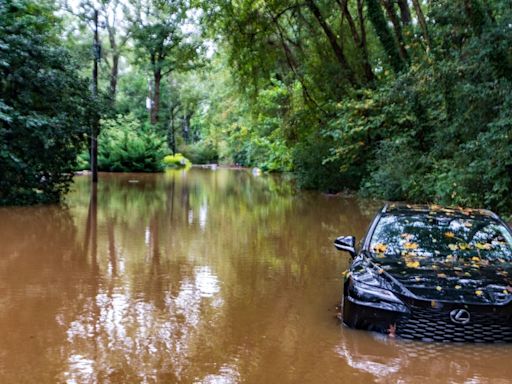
[0,0,91,205]
[163,153,191,168]
[293,135,361,193]
[97,114,166,172]
[180,140,219,164]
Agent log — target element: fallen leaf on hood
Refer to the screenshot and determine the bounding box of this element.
[476,243,492,250]
[373,243,388,253]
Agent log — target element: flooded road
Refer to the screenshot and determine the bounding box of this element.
[0,168,511,383]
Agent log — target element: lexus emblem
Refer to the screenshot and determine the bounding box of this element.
[450,309,471,325]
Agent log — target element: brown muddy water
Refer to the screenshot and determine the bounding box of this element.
[0,168,511,383]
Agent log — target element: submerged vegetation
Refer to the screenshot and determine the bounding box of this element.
[1,0,512,212]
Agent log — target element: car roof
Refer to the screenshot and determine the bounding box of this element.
[381,203,500,221]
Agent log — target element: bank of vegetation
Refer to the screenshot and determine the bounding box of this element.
[1,0,511,213]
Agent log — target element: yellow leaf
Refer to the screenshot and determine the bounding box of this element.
[436,286,442,291]
[404,242,418,250]
[472,256,481,262]
[475,242,492,250]
[475,290,483,296]
[406,260,420,269]
[459,243,469,250]
[373,243,388,253]
[448,244,458,251]
[455,285,462,289]
[444,231,455,238]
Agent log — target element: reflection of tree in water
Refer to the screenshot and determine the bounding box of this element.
[62,169,378,382]
[0,205,86,382]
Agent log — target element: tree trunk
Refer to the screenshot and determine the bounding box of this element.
[268,10,324,112]
[337,0,360,45]
[381,0,408,62]
[367,0,404,73]
[357,0,374,83]
[151,69,161,124]
[339,0,374,83]
[306,0,356,85]
[110,53,119,103]
[168,104,178,154]
[411,0,431,48]
[397,0,412,25]
[182,113,190,143]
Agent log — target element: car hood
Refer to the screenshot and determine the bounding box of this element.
[371,255,512,305]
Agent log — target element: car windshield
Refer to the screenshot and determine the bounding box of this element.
[370,212,512,263]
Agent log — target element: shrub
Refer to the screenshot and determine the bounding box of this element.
[180,140,219,164]
[163,153,191,168]
[97,114,166,172]
[293,135,361,193]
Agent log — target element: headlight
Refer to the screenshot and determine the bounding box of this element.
[348,270,408,312]
[350,280,403,304]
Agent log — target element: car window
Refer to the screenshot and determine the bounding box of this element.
[369,213,512,263]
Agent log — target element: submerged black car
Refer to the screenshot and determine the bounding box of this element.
[335,204,512,343]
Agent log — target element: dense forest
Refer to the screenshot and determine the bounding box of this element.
[1,0,512,213]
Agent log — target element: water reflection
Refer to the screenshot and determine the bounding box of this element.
[60,169,311,383]
[5,168,509,383]
[336,329,512,383]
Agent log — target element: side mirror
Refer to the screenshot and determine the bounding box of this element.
[334,236,356,258]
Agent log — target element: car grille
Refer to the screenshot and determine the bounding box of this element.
[396,306,512,343]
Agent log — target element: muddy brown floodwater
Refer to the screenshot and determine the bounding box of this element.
[0,169,511,383]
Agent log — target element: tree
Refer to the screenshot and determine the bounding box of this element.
[130,0,202,125]
[101,0,132,102]
[0,0,92,204]
[63,0,132,104]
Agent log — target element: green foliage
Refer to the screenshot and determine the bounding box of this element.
[163,153,191,168]
[11,0,510,215]
[0,0,91,205]
[180,140,219,164]
[98,114,166,172]
[195,0,512,213]
[293,134,360,192]
[366,0,404,73]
